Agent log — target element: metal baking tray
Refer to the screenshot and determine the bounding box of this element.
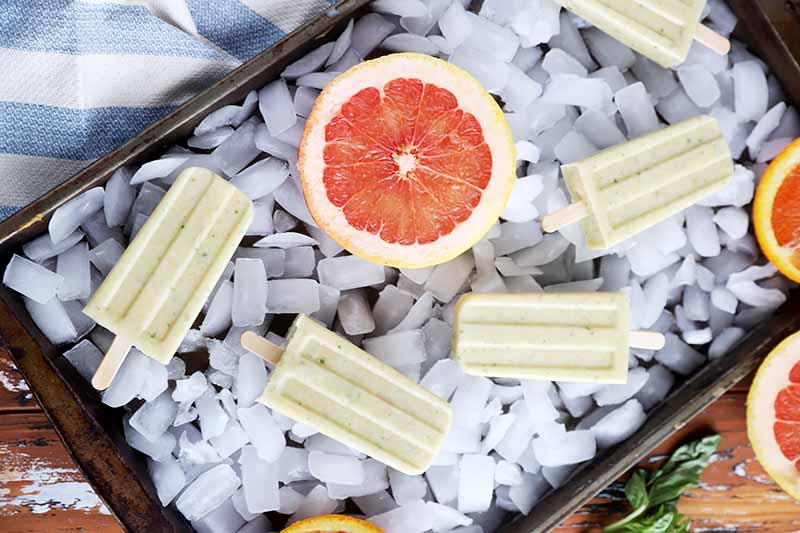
[0,1,797,531]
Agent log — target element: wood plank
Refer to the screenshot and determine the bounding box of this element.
[554,392,800,532]
[0,411,121,533]
[0,349,37,412]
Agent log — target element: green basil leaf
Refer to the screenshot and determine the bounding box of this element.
[604,470,650,532]
[647,434,721,507]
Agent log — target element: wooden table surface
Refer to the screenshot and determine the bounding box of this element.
[1,350,799,533]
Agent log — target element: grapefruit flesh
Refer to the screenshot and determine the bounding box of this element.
[754,137,800,282]
[299,53,515,268]
[747,330,800,497]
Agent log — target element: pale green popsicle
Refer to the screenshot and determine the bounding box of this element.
[554,0,728,67]
[452,292,664,383]
[545,115,734,249]
[84,167,253,388]
[244,314,452,475]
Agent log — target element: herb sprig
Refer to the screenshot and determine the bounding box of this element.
[604,434,722,532]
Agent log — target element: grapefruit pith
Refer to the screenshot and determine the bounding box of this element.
[281,514,384,533]
[754,137,800,282]
[298,52,516,268]
[747,330,800,499]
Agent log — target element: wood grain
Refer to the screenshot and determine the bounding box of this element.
[1,350,799,533]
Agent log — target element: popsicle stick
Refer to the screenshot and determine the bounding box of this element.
[91,337,133,390]
[694,23,730,56]
[629,330,666,351]
[541,201,589,233]
[241,331,283,365]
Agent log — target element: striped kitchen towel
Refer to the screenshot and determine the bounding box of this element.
[0,0,336,221]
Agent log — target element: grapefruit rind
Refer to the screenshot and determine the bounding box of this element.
[299,52,516,268]
[747,330,800,500]
[754,137,800,283]
[281,514,384,533]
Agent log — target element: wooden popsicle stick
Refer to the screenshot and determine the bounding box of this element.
[629,330,666,351]
[541,201,589,233]
[241,331,283,365]
[91,337,133,390]
[694,23,730,56]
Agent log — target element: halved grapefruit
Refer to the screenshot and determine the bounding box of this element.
[281,514,384,533]
[747,330,800,499]
[298,52,516,268]
[754,137,800,283]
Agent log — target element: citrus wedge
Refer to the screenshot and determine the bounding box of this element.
[754,137,800,282]
[747,329,800,499]
[281,514,384,533]
[298,52,516,268]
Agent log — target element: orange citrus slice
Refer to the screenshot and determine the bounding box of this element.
[747,330,800,499]
[298,52,515,268]
[753,137,800,282]
[281,514,384,533]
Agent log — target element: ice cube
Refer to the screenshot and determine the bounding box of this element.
[615,82,660,138]
[370,500,432,533]
[426,465,459,504]
[574,109,627,149]
[550,12,596,69]
[508,472,549,515]
[237,404,285,462]
[481,413,517,455]
[282,42,334,79]
[131,391,178,442]
[362,329,427,368]
[727,280,786,308]
[501,65,543,113]
[381,32,439,55]
[188,127,235,150]
[308,451,365,485]
[273,178,317,227]
[388,469,427,505]
[677,64,720,107]
[103,167,135,227]
[554,131,597,164]
[449,46,510,94]
[656,86,702,125]
[352,13,396,58]
[495,404,536,462]
[746,101,786,158]
[372,286,415,334]
[175,464,240,521]
[310,284,340,328]
[318,255,386,290]
[232,258,267,327]
[282,246,315,278]
[511,233,571,267]
[4,254,63,304]
[451,375,493,428]
[62,339,103,382]
[733,61,768,121]
[208,419,249,459]
[196,393,229,441]
[533,429,596,467]
[352,490,397,517]
[101,347,149,407]
[267,279,320,314]
[542,48,588,77]
[631,54,678,99]
[49,187,105,244]
[23,230,85,263]
[655,333,706,375]
[683,285,710,321]
[583,27,636,69]
[593,367,649,406]
[458,454,496,513]
[420,359,463,400]
[230,158,289,200]
[708,327,746,359]
[288,485,338,523]
[88,238,124,276]
[258,79,297,136]
[513,0,560,47]
[148,456,186,506]
[542,74,613,111]
[213,122,261,177]
[591,399,647,449]
[337,289,376,335]
[390,292,435,333]
[236,352,267,408]
[424,253,475,303]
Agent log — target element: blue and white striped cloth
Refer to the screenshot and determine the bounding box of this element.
[0,0,335,221]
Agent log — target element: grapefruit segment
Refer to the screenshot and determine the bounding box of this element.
[748,330,800,498]
[754,137,800,281]
[299,53,515,268]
